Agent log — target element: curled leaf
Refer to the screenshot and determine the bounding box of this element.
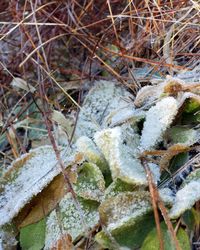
[140,97,178,150]
[15,174,67,228]
[94,125,147,185]
[76,136,109,174]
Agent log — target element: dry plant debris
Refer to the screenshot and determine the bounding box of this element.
[0,0,200,249]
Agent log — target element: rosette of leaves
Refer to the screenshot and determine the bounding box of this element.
[0,78,200,249]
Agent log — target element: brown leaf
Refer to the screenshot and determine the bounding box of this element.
[15,173,67,228]
[51,234,73,250]
[160,144,189,172]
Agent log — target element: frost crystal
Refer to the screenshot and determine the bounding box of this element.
[94,125,147,185]
[158,188,175,206]
[75,80,133,138]
[74,162,105,202]
[0,145,78,226]
[140,97,178,150]
[75,136,108,173]
[103,106,145,128]
[99,192,151,231]
[169,181,200,219]
[44,193,99,249]
[134,83,165,108]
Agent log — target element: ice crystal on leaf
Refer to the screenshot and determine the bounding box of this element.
[74,162,105,202]
[104,106,145,128]
[44,193,99,249]
[99,191,151,231]
[0,145,80,226]
[140,97,178,150]
[94,125,147,185]
[75,80,133,138]
[169,169,200,219]
[76,136,108,173]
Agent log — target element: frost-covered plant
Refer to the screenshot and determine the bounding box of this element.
[0,78,200,249]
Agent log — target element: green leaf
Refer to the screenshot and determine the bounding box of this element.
[98,191,154,249]
[141,222,190,250]
[74,162,105,202]
[20,218,46,250]
[182,209,197,232]
[160,152,188,183]
[75,136,111,185]
[44,193,99,249]
[184,99,200,113]
[104,178,140,200]
[165,126,199,146]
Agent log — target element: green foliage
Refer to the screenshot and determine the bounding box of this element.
[141,222,190,250]
[20,218,46,250]
[2,79,200,249]
[184,99,200,113]
[74,162,105,201]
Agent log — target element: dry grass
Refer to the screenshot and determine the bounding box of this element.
[0,0,200,249]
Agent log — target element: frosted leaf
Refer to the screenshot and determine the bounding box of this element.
[141,222,190,250]
[140,97,178,150]
[178,92,200,109]
[148,163,161,184]
[0,145,81,226]
[97,191,154,249]
[158,188,175,206]
[169,169,200,219]
[0,224,17,250]
[44,193,99,249]
[177,67,200,83]
[134,83,165,108]
[103,105,145,128]
[74,162,105,202]
[94,125,147,185]
[104,178,141,200]
[75,136,109,174]
[99,191,151,231]
[75,80,133,138]
[165,126,199,146]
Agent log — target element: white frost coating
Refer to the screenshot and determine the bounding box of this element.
[76,136,102,162]
[0,227,17,250]
[75,136,108,173]
[75,80,133,139]
[44,193,99,249]
[74,163,105,202]
[104,106,145,127]
[169,181,200,219]
[94,126,147,185]
[0,145,78,226]
[148,163,160,184]
[134,83,165,108]
[140,97,178,150]
[99,192,151,231]
[44,210,62,250]
[159,188,175,206]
